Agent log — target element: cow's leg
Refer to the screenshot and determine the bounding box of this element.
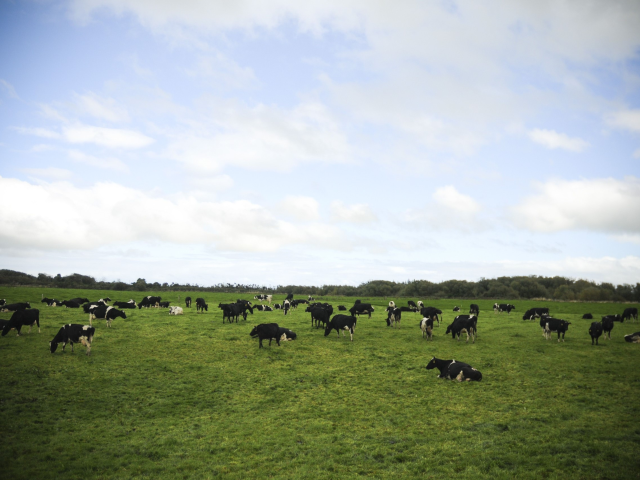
[259,338,263,348]
[350,328,353,342]
[70,341,74,352]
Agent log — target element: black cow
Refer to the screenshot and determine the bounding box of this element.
[90,305,126,327]
[542,318,571,342]
[523,307,549,320]
[408,300,417,309]
[0,299,5,306]
[446,315,477,343]
[285,293,294,301]
[602,316,615,340]
[582,313,593,319]
[61,300,81,308]
[1,309,40,336]
[338,305,347,311]
[113,301,136,309]
[308,306,330,329]
[324,315,357,341]
[42,297,57,305]
[158,301,170,308]
[0,302,31,312]
[196,298,208,313]
[250,323,282,348]
[399,306,418,313]
[453,306,460,312]
[349,303,374,318]
[420,306,442,326]
[425,357,482,381]
[622,308,638,322]
[50,324,95,355]
[185,296,192,307]
[69,297,89,304]
[354,300,361,304]
[624,332,640,343]
[589,322,603,345]
[419,317,434,340]
[83,302,106,314]
[307,296,315,302]
[386,307,401,327]
[253,304,265,312]
[469,304,479,316]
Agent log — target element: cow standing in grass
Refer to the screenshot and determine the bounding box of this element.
[50,324,95,355]
[324,315,357,342]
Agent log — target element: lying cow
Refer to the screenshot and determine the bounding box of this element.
[1,302,31,312]
[338,305,347,311]
[50,324,95,356]
[1,309,41,336]
[582,313,593,319]
[425,357,482,381]
[624,332,640,343]
[419,317,434,340]
[113,301,137,309]
[589,322,603,345]
[61,300,81,308]
[324,315,357,341]
[169,306,183,315]
[453,306,460,312]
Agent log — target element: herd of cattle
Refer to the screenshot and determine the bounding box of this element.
[1,296,639,382]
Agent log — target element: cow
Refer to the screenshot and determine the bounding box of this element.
[399,306,418,313]
[0,302,31,312]
[274,303,282,309]
[469,304,480,316]
[589,322,603,345]
[0,299,5,306]
[253,304,265,312]
[169,306,183,315]
[338,305,347,311]
[324,315,357,341]
[158,301,170,308]
[349,303,374,319]
[425,357,482,381]
[138,296,161,309]
[582,313,593,319]
[388,301,396,308]
[276,327,296,342]
[453,306,460,312]
[386,307,401,328]
[446,315,477,343]
[185,297,192,308]
[602,316,615,340]
[263,306,273,312]
[250,323,282,348]
[308,296,315,302]
[417,301,424,309]
[49,324,95,355]
[283,300,290,316]
[196,298,208,313]
[82,302,103,314]
[543,318,571,342]
[420,317,434,340]
[408,300,417,309]
[420,307,442,326]
[42,297,58,305]
[61,300,81,308]
[523,308,549,320]
[1,309,41,336]
[254,294,266,300]
[495,303,515,314]
[113,301,136,309]
[624,332,640,343]
[69,297,89,304]
[622,308,638,322]
[307,306,331,329]
[90,305,127,327]
[285,294,294,301]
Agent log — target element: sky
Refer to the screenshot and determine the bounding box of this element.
[1,0,640,287]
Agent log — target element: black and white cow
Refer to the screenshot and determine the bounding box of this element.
[250,323,282,348]
[113,301,136,309]
[82,302,103,314]
[138,296,161,309]
[1,309,40,336]
[425,357,482,381]
[589,322,603,345]
[622,308,638,322]
[285,293,294,301]
[420,306,442,326]
[417,301,424,310]
[601,316,615,340]
[283,300,290,316]
[446,315,477,343]
[308,296,315,302]
[582,313,593,319]
[169,306,183,315]
[0,302,31,312]
[419,317,434,340]
[69,297,89,304]
[523,307,550,320]
[542,318,571,342]
[495,303,515,314]
[274,303,282,310]
[453,306,460,312]
[42,298,59,306]
[324,315,357,341]
[254,294,267,301]
[61,300,81,308]
[388,301,396,308]
[185,297,192,308]
[469,304,480,316]
[196,298,208,313]
[624,332,640,343]
[349,303,374,318]
[50,324,95,355]
[408,300,417,309]
[158,301,170,308]
[386,307,401,328]
[276,327,296,342]
[90,305,126,327]
[263,306,273,312]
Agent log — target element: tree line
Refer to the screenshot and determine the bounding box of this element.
[1,269,638,302]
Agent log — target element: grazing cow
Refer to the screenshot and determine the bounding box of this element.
[408,300,417,309]
[250,323,282,348]
[113,301,136,309]
[90,305,126,327]
[543,318,571,342]
[523,307,549,320]
[274,303,282,310]
[307,306,331,329]
[158,301,170,308]
[601,316,615,340]
[196,298,208,313]
[453,306,460,312]
[624,332,640,343]
[49,324,95,355]
[338,305,347,311]
[622,308,638,322]
[420,317,434,340]
[386,307,402,328]
[589,322,603,345]
[417,301,424,309]
[582,313,593,319]
[425,357,482,381]
[185,297,192,308]
[61,300,81,308]
[283,300,290,316]
[420,307,442,326]
[308,296,315,302]
[324,315,357,341]
[69,297,89,304]
[169,306,183,315]
[285,293,294,301]
[0,302,31,312]
[1,309,41,336]
[496,303,515,314]
[446,315,477,343]
[138,296,161,309]
[388,301,396,308]
[0,300,5,306]
[469,304,480,316]
[349,303,374,319]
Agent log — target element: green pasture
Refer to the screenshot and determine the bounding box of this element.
[1,287,639,479]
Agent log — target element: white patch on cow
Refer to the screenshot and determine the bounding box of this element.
[456,371,465,382]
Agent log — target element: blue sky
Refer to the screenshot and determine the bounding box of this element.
[1,0,639,286]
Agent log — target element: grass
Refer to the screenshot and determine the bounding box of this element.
[1,287,639,479]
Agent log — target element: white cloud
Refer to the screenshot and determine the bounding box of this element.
[434,186,480,214]
[15,127,61,139]
[73,92,130,122]
[279,196,319,220]
[0,79,18,99]
[22,168,73,180]
[605,109,640,133]
[68,149,129,172]
[0,176,351,253]
[187,54,258,89]
[330,201,377,223]
[62,124,154,148]
[403,186,482,230]
[511,177,640,233]
[528,128,589,152]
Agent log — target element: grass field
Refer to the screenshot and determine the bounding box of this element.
[1,287,639,479]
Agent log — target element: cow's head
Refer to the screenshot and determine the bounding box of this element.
[49,341,58,353]
[425,357,437,370]
[249,326,259,338]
